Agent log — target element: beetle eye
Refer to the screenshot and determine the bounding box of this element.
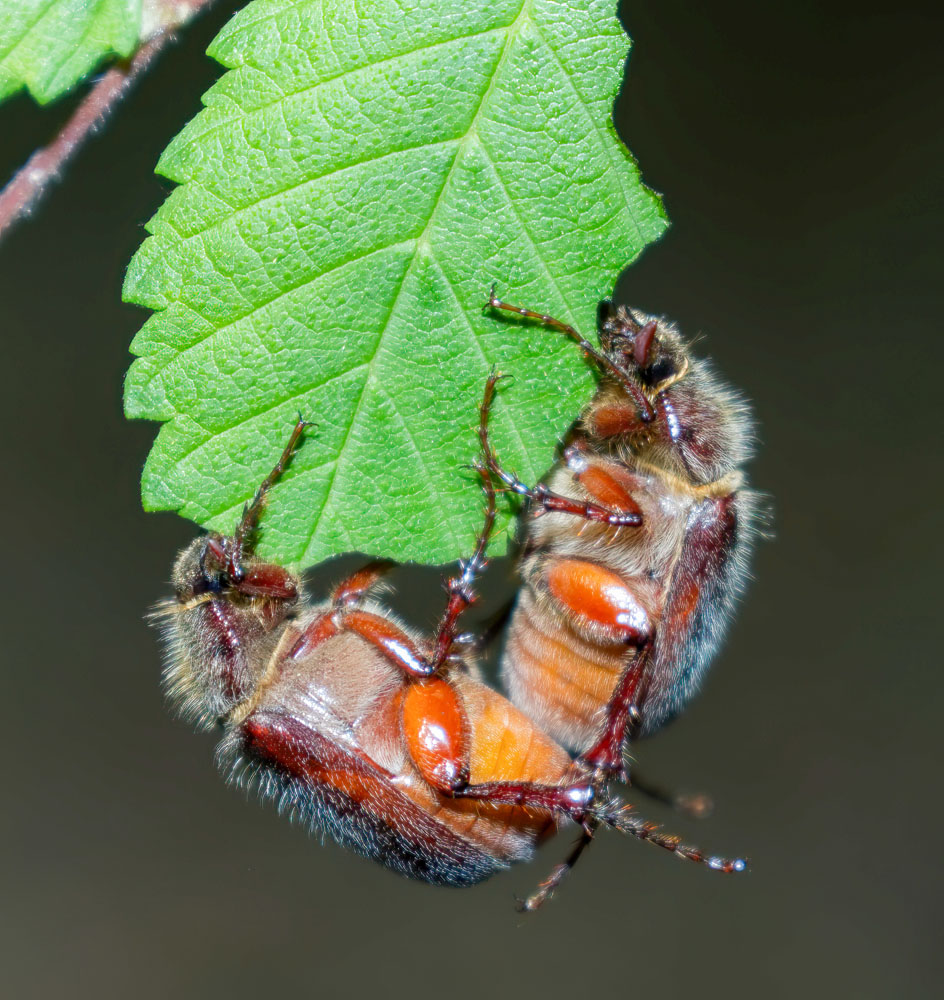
[597,299,618,329]
[643,357,677,386]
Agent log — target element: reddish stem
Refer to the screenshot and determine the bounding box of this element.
[0,0,218,243]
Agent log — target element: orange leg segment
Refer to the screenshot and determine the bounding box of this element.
[400,678,598,821]
[342,610,433,676]
[402,678,470,790]
[288,611,339,660]
[330,559,397,606]
[290,605,438,678]
[563,447,645,519]
[545,557,652,642]
[288,563,439,676]
[585,402,649,439]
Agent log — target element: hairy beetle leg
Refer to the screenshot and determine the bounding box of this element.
[478,373,642,527]
[430,463,497,670]
[485,287,655,423]
[231,417,313,578]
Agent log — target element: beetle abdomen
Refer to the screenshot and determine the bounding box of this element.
[223,710,505,887]
[502,588,628,753]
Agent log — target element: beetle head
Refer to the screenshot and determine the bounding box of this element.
[172,534,299,605]
[597,301,689,390]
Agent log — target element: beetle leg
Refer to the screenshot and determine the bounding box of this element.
[402,677,471,790]
[429,463,497,669]
[486,287,655,423]
[291,470,498,677]
[402,671,599,814]
[400,671,746,910]
[629,771,715,820]
[447,777,596,818]
[287,611,340,661]
[544,558,653,644]
[330,560,397,607]
[511,480,642,528]
[539,556,656,778]
[577,643,653,778]
[230,416,313,579]
[478,373,641,527]
[290,605,439,677]
[585,401,651,439]
[286,560,398,661]
[402,679,599,826]
[519,788,746,911]
[562,447,645,523]
[337,610,438,677]
[600,801,747,874]
[517,823,597,912]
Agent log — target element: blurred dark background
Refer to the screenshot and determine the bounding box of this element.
[1,1,941,997]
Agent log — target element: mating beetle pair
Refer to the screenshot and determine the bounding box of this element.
[155,290,756,909]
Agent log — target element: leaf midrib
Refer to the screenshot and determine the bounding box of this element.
[298,0,533,562]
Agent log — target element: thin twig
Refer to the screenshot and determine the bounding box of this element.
[0,0,217,244]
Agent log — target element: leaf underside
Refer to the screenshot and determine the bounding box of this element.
[0,0,140,105]
[124,0,668,568]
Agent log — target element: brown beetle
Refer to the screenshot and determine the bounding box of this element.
[480,290,758,823]
[155,417,745,904]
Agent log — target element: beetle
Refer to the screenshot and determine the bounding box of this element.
[155,415,746,907]
[480,290,758,817]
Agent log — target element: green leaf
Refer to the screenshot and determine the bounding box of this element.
[124,0,667,567]
[0,0,141,105]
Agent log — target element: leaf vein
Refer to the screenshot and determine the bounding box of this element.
[529,20,645,244]
[169,363,369,471]
[172,135,460,246]
[0,1,61,65]
[431,253,531,478]
[475,135,577,328]
[382,386,461,554]
[133,238,418,389]
[168,19,516,168]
